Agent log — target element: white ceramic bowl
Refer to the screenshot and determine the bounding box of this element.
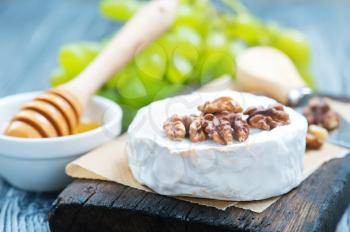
[0,92,122,192]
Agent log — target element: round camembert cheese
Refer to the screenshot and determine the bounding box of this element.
[127,91,308,201]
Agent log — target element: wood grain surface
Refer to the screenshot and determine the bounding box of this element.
[1,0,350,231]
[49,151,350,232]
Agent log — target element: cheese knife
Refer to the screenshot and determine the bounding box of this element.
[236,46,350,148]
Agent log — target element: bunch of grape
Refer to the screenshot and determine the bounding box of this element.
[50,0,315,130]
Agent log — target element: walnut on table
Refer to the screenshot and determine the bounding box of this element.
[306,125,329,150]
[303,97,340,150]
[244,104,290,130]
[303,97,340,131]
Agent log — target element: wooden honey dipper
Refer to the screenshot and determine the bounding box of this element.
[4,0,177,138]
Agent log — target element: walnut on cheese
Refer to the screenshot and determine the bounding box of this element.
[163,97,290,145]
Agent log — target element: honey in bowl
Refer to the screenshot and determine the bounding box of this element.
[73,121,100,135]
[4,121,101,138]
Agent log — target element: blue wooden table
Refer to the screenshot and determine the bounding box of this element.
[1,0,350,231]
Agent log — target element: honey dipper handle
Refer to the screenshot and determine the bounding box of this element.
[59,0,178,107]
[236,46,310,105]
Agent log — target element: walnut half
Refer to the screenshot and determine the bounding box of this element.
[198,96,243,114]
[306,125,329,150]
[163,115,186,141]
[231,114,249,142]
[202,114,234,145]
[163,96,290,145]
[244,104,290,130]
[217,112,249,142]
[189,118,207,143]
[303,97,340,131]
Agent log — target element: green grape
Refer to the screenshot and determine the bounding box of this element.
[97,87,121,103]
[59,45,87,75]
[205,30,230,53]
[158,28,201,57]
[152,83,184,102]
[106,63,133,89]
[174,26,203,49]
[138,77,184,107]
[167,44,199,84]
[49,67,72,87]
[173,4,208,36]
[229,40,248,57]
[197,30,236,84]
[118,104,138,131]
[193,0,211,10]
[116,69,151,108]
[167,56,192,84]
[200,51,235,85]
[158,27,202,61]
[117,74,146,100]
[59,42,100,76]
[81,42,102,59]
[230,14,267,45]
[100,0,141,22]
[188,30,229,84]
[161,28,202,85]
[118,91,149,109]
[179,0,192,4]
[175,41,200,63]
[105,73,119,89]
[205,31,228,53]
[264,22,280,42]
[273,29,311,65]
[157,35,180,60]
[134,43,167,81]
[158,28,202,84]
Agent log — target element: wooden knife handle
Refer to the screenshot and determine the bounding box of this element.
[236,46,311,105]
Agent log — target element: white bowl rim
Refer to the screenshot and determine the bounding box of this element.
[0,91,123,144]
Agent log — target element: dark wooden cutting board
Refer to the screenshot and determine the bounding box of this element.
[48,95,350,232]
[49,153,350,232]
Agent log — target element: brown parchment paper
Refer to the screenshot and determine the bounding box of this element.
[66,77,350,213]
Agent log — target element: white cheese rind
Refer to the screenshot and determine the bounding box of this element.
[127,91,307,201]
